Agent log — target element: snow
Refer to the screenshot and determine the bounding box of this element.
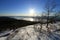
[0,22,60,40]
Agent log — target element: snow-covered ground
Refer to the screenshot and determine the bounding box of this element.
[0,22,60,40]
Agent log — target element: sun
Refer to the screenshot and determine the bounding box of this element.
[29,8,35,14]
[29,8,35,16]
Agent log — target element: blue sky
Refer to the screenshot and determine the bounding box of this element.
[0,0,60,16]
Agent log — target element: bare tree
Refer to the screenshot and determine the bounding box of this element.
[33,0,60,33]
[44,0,59,32]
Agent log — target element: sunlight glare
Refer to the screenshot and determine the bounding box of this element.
[30,18,34,21]
[29,8,35,16]
[29,9,35,14]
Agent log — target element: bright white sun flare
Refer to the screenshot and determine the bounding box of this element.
[29,9,35,14]
[29,8,35,16]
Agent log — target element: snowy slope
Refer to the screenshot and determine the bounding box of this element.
[0,22,60,40]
